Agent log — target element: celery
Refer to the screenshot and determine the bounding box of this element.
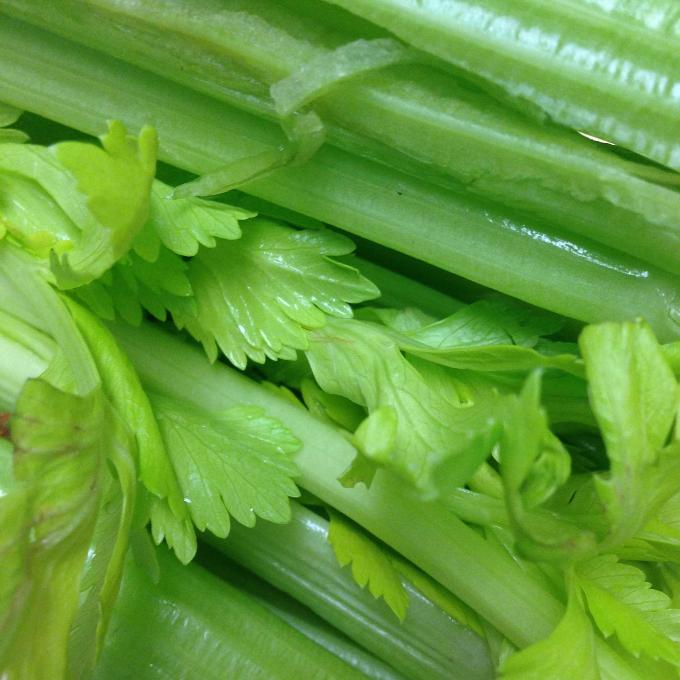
[207,556,406,680]
[206,501,494,680]
[6,1,680,272]
[321,0,680,171]
[112,321,641,679]
[93,547,366,679]
[2,17,680,340]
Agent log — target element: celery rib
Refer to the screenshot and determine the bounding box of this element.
[6,1,680,273]
[93,548,365,679]
[206,501,494,680]
[2,17,680,339]
[322,0,680,171]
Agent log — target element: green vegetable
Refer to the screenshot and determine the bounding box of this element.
[208,501,494,680]
[8,1,680,273]
[3,4,680,679]
[321,0,680,171]
[0,121,156,287]
[1,379,134,679]
[94,547,367,679]
[3,16,680,340]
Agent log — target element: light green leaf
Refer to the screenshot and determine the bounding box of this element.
[623,490,680,563]
[357,306,436,333]
[177,218,379,368]
[149,496,197,566]
[328,510,409,621]
[0,243,99,395]
[0,102,27,144]
[0,122,156,287]
[0,380,112,679]
[151,394,300,538]
[0,101,22,127]
[395,299,582,375]
[0,308,54,410]
[65,299,187,524]
[146,180,251,256]
[67,439,136,680]
[0,128,29,145]
[579,320,679,546]
[501,581,600,680]
[75,246,194,326]
[51,121,156,285]
[0,438,12,491]
[353,406,398,465]
[577,554,680,665]
[306,318,500,495]
[409,298,564,348]
[499,371,597,561]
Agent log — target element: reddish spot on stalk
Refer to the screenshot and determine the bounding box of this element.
[0,412,10,439]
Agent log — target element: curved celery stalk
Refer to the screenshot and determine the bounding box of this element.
[3,18,680,341]
[93,547,365,679]
[322,0,680,172]
[5,1,680,273]
[206,501,494,680]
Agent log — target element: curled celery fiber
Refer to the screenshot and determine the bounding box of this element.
[323,0,680,172]
[3,18,680,341]
[207,501,493,680]
[6,0,680,273]
[93,548,364,680]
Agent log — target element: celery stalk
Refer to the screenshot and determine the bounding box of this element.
[206,501,494,680]
[205,555,406,680]
[2,17,680,339]
[6,0,680,272]
[93,547,365,679]
[322,0,680,171]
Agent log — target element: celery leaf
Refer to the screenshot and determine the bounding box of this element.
[579,320,680,547]
[499,371,598,561]
[500,582,599,679]
[151,394,300,538]
[145,181,251,257]
[328,510,409,621]
[397,299,582,375]
[75,247,193,326]
[149,497,197,566]
[66,300,187,522]
[577,554,680,665]
[0,380,113,679]
[0,122,156,287]
[0,101,27,144]
[177,218,379,368]
[306,318,500,494]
